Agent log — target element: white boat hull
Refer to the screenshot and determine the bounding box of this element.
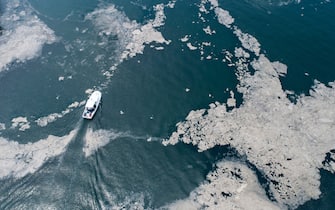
[82,91,102,119]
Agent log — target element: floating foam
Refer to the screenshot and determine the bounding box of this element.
[272,61,288,76]
[234,47,250,59]
[163,0,335,208]
[0,129,77,179]
[180,35,190,42]
[165,161,282,209]
[233,28,261,56]
[35,100,85,127]
[155,46,165,50]
[214,7,235,28]
[186,43,197,50]
[123,23,170,60]
[0,0,57,72]
[152,4,167,28]
[165,56,335,208]
[203,1,260,57]
[200,0,234,28]
[203,25,216,35]
[35,113,63,127]
[86,3,171,65]
[226,91,236,107]
[167,0,176,9]
[207,0,219,8]
[11,117,30,131]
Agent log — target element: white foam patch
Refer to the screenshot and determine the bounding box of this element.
[164,44,335,210]
[214,7,235,28]
[163,0,335,208]
[180,35,190,42]
[203,25,216,35]
[35,113,63,127]
[152,4,167,28]
[11,117,30,131]
[201,0,234,28]
[186,43,197,50]
[165,161,282,210]
[35,101,85,127]
[233,28,261,56]
[167,1,176,9]
[202,1,260,56]
[0,0,57,72]
[235,47,250,59]
[155,46,165,50]
[226,91,236,107]
[272,61,288,76]
[0,129,77,178]
[86,3,171,65]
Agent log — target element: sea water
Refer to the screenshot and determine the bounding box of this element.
[0,0,334,209]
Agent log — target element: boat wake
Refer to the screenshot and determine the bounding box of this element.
[83,126,163,158]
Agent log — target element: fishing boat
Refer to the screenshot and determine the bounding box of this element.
[82,90,102,119]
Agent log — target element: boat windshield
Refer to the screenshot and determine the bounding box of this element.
[87,104,96,112]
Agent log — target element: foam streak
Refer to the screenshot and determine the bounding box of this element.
[0,0,57,72]
[0,129,77,179]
